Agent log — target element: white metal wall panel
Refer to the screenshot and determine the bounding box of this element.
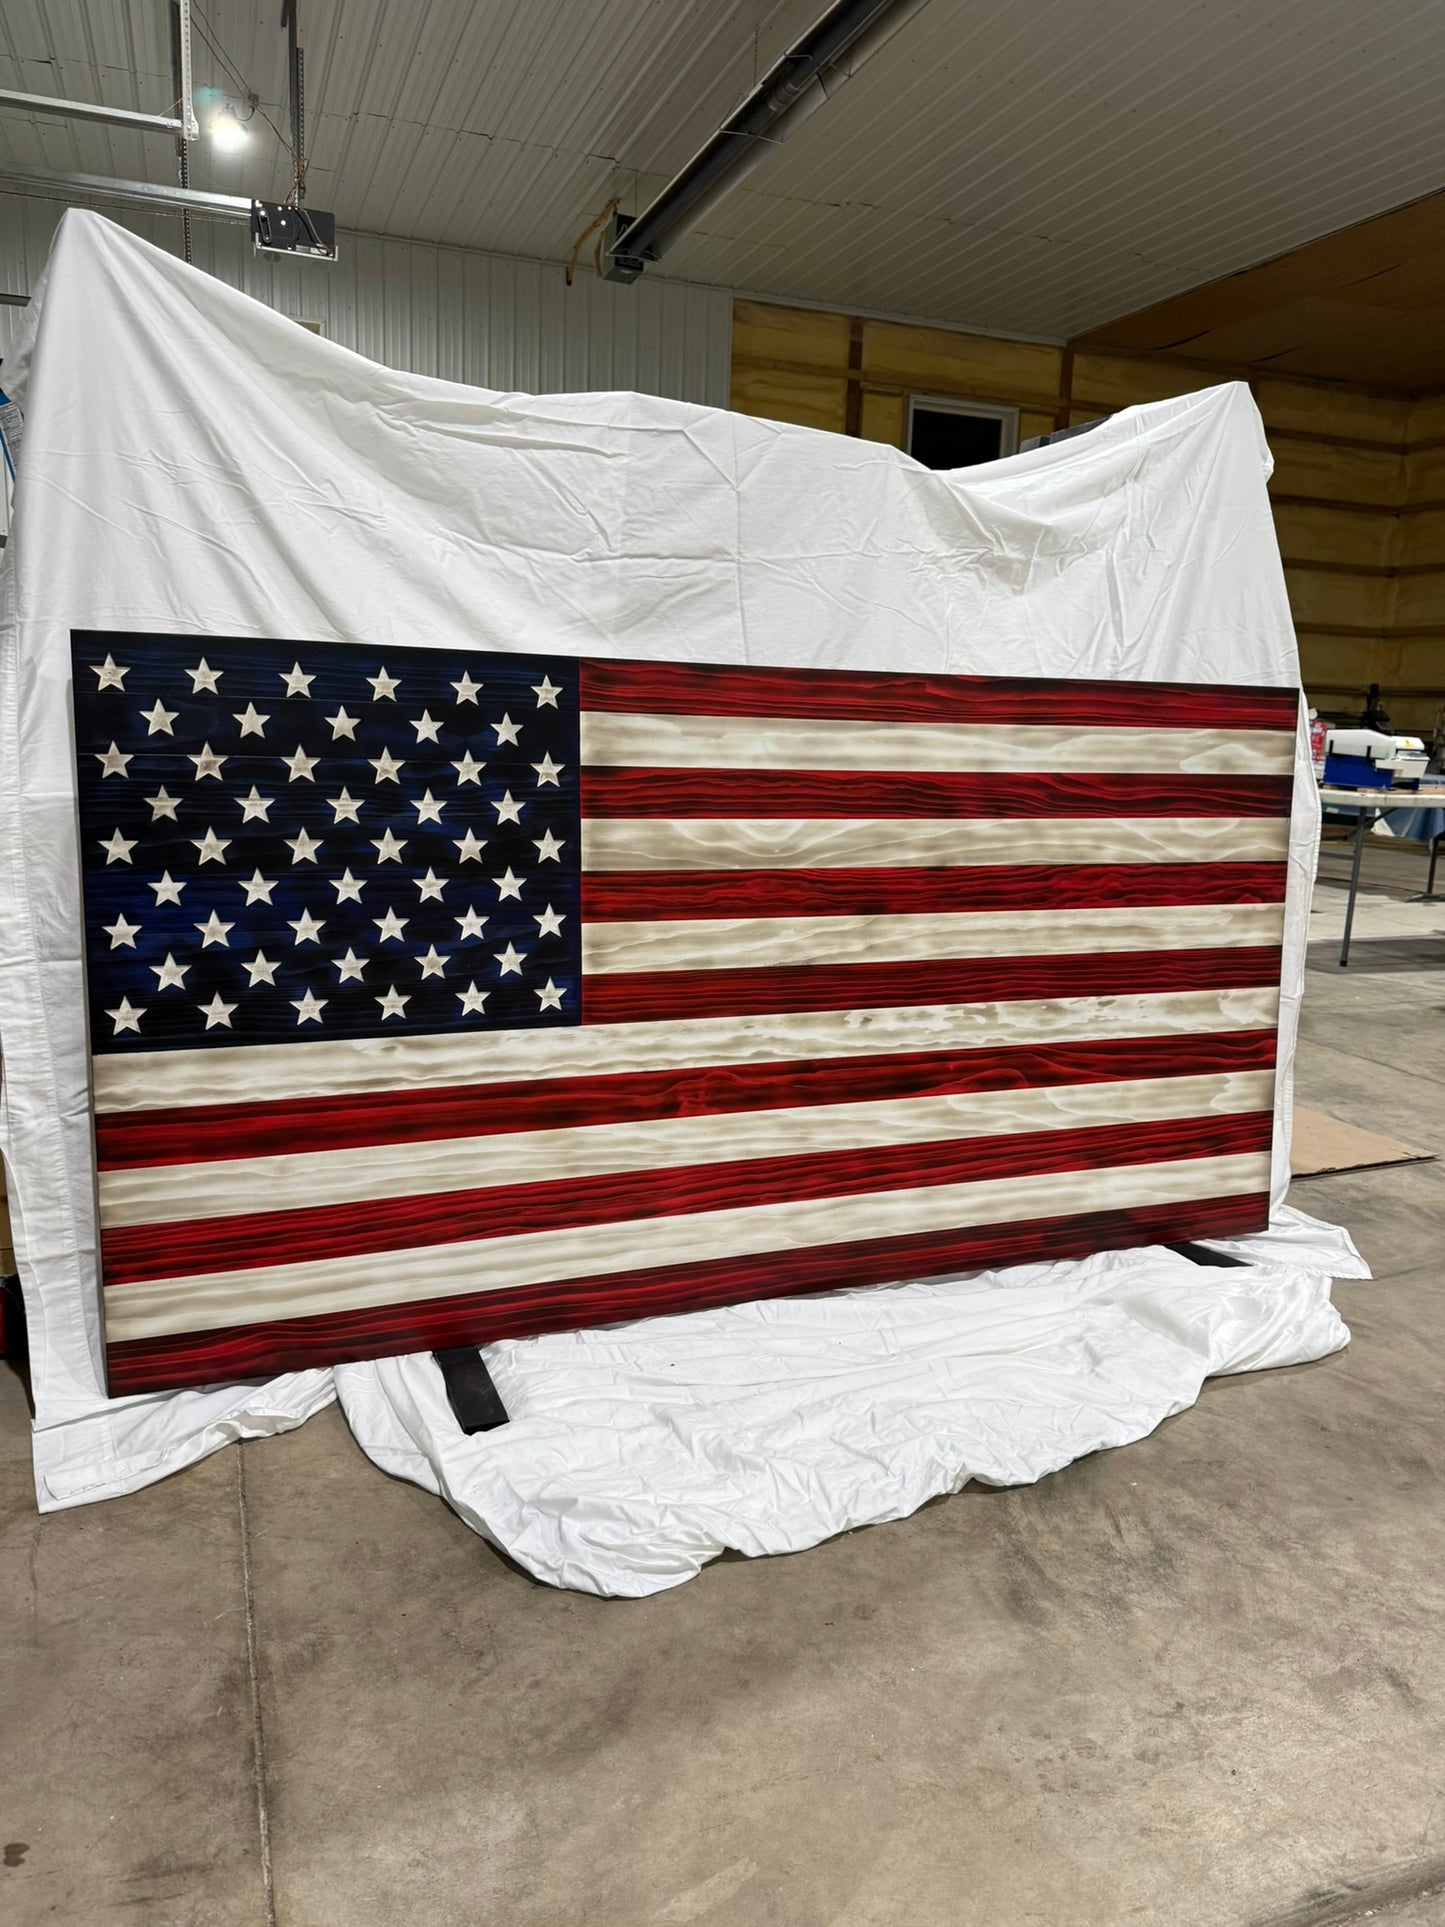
[5,0,1445,336]
[0,192,731,406]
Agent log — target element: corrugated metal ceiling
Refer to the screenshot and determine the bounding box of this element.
[3,0,1444,337]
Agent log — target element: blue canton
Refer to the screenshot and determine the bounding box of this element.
[71,632,582,1053]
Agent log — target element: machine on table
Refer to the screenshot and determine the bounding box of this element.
[1318,724,1445,966]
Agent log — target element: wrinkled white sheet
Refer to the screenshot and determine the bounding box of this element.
[336,1210,1366,1598]
[0,212,1359,1582]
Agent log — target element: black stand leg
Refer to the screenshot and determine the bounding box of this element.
[434,1348,509,1433]
[1340,810,1367,967]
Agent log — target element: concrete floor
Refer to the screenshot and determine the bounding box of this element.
[3,837,1444,1927]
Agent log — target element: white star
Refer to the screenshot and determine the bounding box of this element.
[492,712,522,745]
[367,666,400,701]
[149,871,185,905]
[532,676,561,709]
[451,751,485,785]
[535,978,566,1011]
[238,786,273,822]
[373,907,408,943]
[151,952,190,990]
[285,827,323,865]
[243,951,279,986]
[191,826,232,865]
[455,906,488,940]
[415,944,449,979]
[534,903,566,939]
[283,746,318,782]
[411,710,443,743]
[199,992,237,1030]
[454,829,487,862]
[531,753,564,787]
[105,996,144,1034]
[492,866,524,901]
[412,789,446,824]
[456,981,489,1015]
[371,828,407,863]
[101,828,136,864]
[494,941,527,976]
[376,986,410,1020]
[327,788,362,824]
[240,870,277,905]
[232,702,270,737]
[103,913,141,949]
[331,868,365,903]
[291,989,327,1025]
[90,654,129,691]
[280,662,315,698]
[325,706,358,741]
[95,741,132,778]
[332,947,368,983]
[141,699,178,736]
[451,671,483,704]
[533,829,565,863]
[414,867,447,901]
[195,909,234,948]
[187,658,221,693]
[188,741,228,780]
[368,747,405,784]
[491,789,524,824]
[288,909,326,945]
[145,785,180,821]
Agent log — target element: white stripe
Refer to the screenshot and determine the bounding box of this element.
[102,1151,1273,1343]
[581,712,1295,776]
[92,986,1281,1113]
[98,1069,1276,1228]
[581,902,1285,975]
[580,816,1291,871]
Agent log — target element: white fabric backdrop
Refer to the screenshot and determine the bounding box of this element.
[0,213,1365,1589]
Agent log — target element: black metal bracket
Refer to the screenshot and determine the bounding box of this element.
[433,1348,509,1433]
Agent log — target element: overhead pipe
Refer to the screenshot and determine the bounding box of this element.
[604,0,932,282]
[0,157,250,220]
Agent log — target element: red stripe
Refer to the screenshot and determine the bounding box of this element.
[104,1190,1272,1393]
[95,1029,1279,1169]
[581,862,1289,922]
[578,659,1299,732]
[100,1110,1271,1287]
[579,769,1293,819]
[585,945,1283,1024]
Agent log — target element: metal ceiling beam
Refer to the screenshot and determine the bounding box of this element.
[0,157,250,220]
[604,0,931,282]
[0,90,195,138]
[0,0,198,141]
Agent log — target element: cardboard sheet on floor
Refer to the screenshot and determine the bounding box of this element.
[0,214,1364,1580]
[1290,1107,1435,1179]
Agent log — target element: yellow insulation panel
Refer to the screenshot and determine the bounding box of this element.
[862,320,1061,407]
[1254,379,1408,445]
[1273,500,1395,570]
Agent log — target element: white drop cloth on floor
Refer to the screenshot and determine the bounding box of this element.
[335,1209,1365,1597]
[0,213,1362,1584]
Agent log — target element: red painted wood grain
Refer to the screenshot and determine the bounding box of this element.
[584,945,1284,1024]
[104,1188,1273,1394]
[579,768,1294,819]
[578,659,1301,732]
[95,1028,1279,1169]
[581,861,1289,921]
[101,1109,1272,1287]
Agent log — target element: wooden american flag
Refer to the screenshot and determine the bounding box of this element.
[71,632,1296,1396]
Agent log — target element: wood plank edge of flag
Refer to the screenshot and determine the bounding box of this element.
[102,1188,1273,1396]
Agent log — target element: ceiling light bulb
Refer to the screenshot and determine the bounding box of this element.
[210,108,249,151]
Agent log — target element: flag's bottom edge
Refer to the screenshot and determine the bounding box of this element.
[103,1190,1269,1396]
